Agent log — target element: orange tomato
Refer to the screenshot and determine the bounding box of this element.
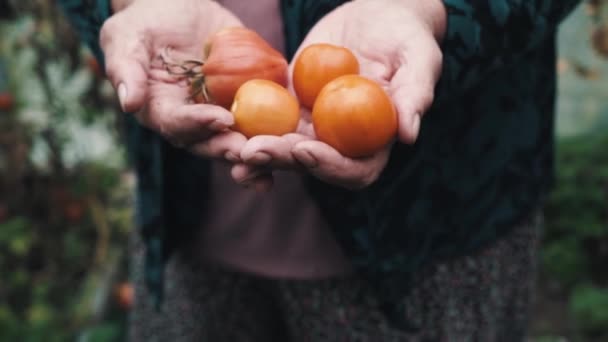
[231,79,300,138]
[312,75,397,158]
[190,27,288,109]
[293,43,360,109]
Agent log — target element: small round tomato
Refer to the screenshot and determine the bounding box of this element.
[312,75,397,158]
[114,282,134,310]
[231,79,300,138]
[0,92,14,111]
[293,43,359,109]
[64,200,85,223]
[84,54,104,78]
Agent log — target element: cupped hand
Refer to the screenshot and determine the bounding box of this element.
[233,0,447,190]
[100,0,248,161]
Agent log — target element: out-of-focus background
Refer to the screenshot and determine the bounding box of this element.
[0,1,607,341]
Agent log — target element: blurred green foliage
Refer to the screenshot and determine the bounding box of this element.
[536,1,608,340]
[570,286,608,335]
[0,1,132,341]
[543,132,608,286]
[540,132,608,340]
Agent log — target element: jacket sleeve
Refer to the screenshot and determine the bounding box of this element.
[435,0,582,104]
[56,0,112,64]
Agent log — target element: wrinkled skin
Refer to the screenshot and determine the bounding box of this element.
[233,0,447,190]
[100,0,250,162]
[101,0,446,191]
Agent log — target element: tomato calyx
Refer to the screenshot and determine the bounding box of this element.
[160,46,211,103]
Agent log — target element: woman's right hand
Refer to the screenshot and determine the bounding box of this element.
[100,0,247,162]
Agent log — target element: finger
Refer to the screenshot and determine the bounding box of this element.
[292,141,390,190]
[358,57,393,88]
[390,36,443,144]
[189,131,248,161]
[235,171,275,193]
[142,82,234,146]
[136,65,237,154]
[240,133,311,168]
[296,109,315,137]
[231,163,274,191]
[100,15,150,113]
[231,163,270,183]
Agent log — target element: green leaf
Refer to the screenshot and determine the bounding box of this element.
[541,237,588,286]
[79,323,122,342]
[0,217,30,244]
[570,285,608,335]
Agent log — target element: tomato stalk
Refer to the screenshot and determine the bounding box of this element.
[160,47,210,103]
[159,27,289,109]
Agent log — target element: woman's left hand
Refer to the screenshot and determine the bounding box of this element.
[232,0,446,190]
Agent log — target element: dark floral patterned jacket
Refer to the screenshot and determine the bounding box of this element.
[58,0,581,323]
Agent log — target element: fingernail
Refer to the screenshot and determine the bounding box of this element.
[251,152,271,165]
[224,151,240,163]
[209,119,230,131]
[117,83,127,112]
[294,149,317,168]
[410,113,421,142]
[240,171,266,184]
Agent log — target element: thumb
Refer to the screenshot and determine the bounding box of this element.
[390,38,443,144]
[100,16,149,113]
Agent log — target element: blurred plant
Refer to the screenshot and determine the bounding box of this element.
[557,0,608,80]
[542,132,608,341]
[543,132,608,286]
[570,285,608,337]
[0,1,133,341]
[587,0,608,57]
[533,2,608,341]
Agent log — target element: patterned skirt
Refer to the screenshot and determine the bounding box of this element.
[128,211,541,341]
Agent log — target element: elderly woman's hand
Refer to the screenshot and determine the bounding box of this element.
[100,0,249,162]
[232,0,446,190]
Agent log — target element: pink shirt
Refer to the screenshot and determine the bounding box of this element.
[191,0,353,279]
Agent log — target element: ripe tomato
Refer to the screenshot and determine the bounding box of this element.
[172,27,289,109]
[114,282,134,310]
[231,79,300,138]
[0,92,14,111]
[293,43,359,109]
[85,54,104,78]
[64,200,85,223]
[312,75,397,158]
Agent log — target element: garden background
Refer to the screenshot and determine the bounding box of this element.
[0,1,607,341]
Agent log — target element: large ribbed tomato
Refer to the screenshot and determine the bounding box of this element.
[231,79,300,138]
[293,43,359,109]
[164,27,288,109]
[312,75,397,158]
